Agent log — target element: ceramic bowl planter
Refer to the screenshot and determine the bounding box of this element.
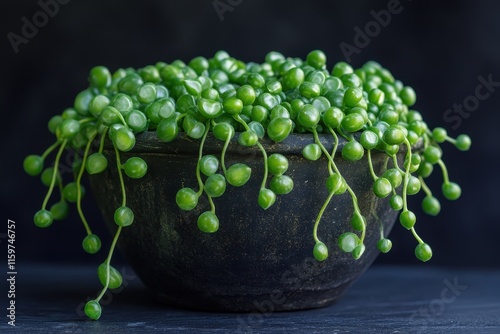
[24,50,471,320]
[89,132,401,312]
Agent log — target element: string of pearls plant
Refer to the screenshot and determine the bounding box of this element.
[23,50,471,320]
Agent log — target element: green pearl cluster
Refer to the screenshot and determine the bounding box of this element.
[23,50,470,320]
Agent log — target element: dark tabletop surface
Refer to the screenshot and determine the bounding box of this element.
[1,263,499,333]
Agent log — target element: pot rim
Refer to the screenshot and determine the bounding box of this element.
[106,131,420,156]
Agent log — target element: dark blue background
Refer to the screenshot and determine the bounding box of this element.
[1,0,499,267]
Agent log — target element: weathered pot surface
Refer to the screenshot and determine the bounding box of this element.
[89,132,401,312]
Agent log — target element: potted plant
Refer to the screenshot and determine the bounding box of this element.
[23,50,471,320]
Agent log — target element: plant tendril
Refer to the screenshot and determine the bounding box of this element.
[76,134,98,235]
[41,140,67,210]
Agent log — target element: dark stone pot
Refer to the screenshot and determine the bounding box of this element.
[89,132,403,312]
